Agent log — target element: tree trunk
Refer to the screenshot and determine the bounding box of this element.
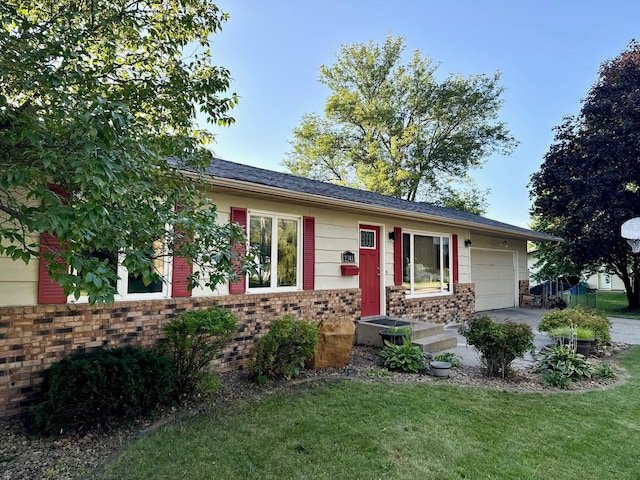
[631,257,640,309]
[625,288,639,309]
[611,256,640,309]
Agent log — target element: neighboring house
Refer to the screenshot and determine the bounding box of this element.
[584,271,625,291]
[0,158,559,417]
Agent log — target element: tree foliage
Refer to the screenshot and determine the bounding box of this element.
[283,35,516,213]
[528,215,583,283]
[0,1,253,303]
[530,40,640,308]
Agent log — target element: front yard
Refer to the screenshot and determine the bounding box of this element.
[595,292,640,320]
[97,347,640,480]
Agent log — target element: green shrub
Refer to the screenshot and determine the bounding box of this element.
[460,316,534,378]
[535,345,615,388]
[35,346,175,435]
[539,306,611,343]
[158,306,238,401]
[379,338,426,373]
[249,315,319,384]
[594,362,615,379]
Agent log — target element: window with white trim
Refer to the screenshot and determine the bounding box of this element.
[69,239,170,302]
[248,212,300,291]
[117,239,169,299]
[402,232,451,296]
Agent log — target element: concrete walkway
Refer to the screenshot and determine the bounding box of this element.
[442,307,640,368]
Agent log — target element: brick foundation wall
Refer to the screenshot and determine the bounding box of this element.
[385,283,475,324]
[0,289,360,418]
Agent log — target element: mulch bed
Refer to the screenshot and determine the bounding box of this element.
[0,343,629,480]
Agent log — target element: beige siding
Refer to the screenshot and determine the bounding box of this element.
[0,238,39,307]
[0,184,531,307]
[315,213,359,290]
[0,191,40,306]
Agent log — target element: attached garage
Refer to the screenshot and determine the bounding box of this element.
[471,249,517,311]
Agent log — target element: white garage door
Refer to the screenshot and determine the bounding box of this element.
[471,250,516,311]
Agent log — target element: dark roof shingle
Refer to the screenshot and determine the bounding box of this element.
[205,158,558,241]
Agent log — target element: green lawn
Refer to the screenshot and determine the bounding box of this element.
[595,292,640,320]
[98,348,640,480]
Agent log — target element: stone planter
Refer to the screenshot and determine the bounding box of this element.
[430,361,451,378]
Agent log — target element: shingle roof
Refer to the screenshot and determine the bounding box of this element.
[204,158,559,242]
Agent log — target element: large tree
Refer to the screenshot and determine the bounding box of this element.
[0,1,253,304]
[530,40,640,309]
[283,35,516,212]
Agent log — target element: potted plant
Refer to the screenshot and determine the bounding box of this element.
[547,325,594,357]
[378,326,412,346]
[575,327,595,357]
[548,326,575,347]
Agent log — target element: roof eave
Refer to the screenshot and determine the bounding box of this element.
[196,175,560,243]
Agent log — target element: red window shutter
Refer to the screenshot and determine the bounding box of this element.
[172,205,193,298]
[452,234,459,284]
[38,232,66,304]
[172,256,192,298]
[229,207,247,294]
[303,216,315,290]
[393,227,402,286]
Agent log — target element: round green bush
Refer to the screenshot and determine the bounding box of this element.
[158,306,238,400]
[35,346,175,435]
[539,306,611,343]
[460,316,534,378]
[249,315,319,383]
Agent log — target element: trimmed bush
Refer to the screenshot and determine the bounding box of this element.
[460,316,534,378]
[249,315,319,384]
[539,306,611,344]
[379,338,426,373]
[158,306,238,401]
[35,346,175,435]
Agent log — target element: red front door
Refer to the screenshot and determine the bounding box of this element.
[359,225,381,317]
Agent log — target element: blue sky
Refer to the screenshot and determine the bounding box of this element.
[202,1,639,228]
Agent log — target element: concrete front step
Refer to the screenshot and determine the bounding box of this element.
[409,322,445,340]
[412,333,459,353]
[356,316,453,348]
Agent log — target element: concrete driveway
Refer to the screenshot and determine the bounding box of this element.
[443,307,640,368]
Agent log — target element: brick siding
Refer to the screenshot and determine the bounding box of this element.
[0,289,360,418]
[386,283,476,324]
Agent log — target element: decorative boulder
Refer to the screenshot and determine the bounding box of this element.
[308,318,356,369]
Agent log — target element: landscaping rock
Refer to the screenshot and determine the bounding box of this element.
[308,318,356,369]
